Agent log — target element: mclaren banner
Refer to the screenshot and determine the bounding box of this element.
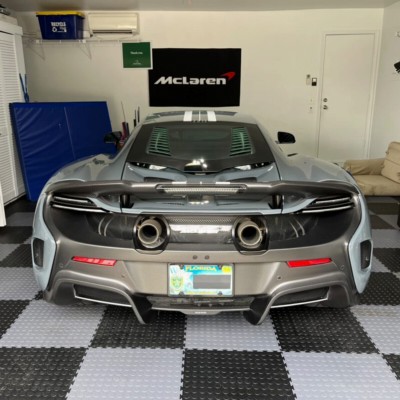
[148,48,241,107]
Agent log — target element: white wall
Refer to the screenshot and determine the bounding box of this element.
[17,9,383,156]
[371,1,400,158]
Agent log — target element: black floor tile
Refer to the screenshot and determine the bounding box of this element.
[360,272,400,305]
[373,248,400,273]
[384,354,400,380]
[0,227,32,244]
[0,347,86,399]
[370,215,396,230]
[91,307,186,349]
[0,300,30,338]
[181,349,295,400]
[34,291,44,300]
[368,202,399,215]
[5,196,37,217]
[0,244,32,267]
[270,307,377,353]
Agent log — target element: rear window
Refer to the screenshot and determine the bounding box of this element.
[147,126,253,159]
[127,122,275,173]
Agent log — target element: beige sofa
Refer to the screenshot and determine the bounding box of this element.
[343,142,400,196]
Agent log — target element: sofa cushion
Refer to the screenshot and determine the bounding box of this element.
[381,142,400,184]
[354,174,400,196]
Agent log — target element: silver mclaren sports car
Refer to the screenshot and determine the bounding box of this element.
[31,110,372,325]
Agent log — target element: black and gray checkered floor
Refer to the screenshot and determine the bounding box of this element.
[1,197,400,399]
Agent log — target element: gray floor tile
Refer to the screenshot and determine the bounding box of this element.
[0,244,19,262]
[67,348,183,400]
[372,229,400,248]
[0,300,105,348]
[283,352,400,400]
[0,268,39,300]
[185,313,280,351]
[352,305,400,355]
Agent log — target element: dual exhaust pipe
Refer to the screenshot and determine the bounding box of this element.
[134,216,268,252]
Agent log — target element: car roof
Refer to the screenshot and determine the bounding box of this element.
[143,110,258,125]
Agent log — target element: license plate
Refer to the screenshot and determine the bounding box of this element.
[168,264,233,296]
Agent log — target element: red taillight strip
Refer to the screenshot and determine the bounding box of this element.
[287,258,332,268]
[72,256,117,267]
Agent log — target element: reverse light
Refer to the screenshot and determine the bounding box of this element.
[287,258,332,268]
[72,256,117,267]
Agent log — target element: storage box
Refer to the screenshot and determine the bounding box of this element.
[36,11,84,40]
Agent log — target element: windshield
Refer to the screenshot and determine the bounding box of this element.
[126,122,275,173]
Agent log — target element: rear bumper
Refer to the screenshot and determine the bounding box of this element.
[42,254,356,325]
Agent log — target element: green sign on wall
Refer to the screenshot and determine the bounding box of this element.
[122,42,152,68]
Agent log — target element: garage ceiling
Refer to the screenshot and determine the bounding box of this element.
[2,0,399,12]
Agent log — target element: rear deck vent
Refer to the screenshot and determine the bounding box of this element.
[148,127,171,156]
[230,127,253,156]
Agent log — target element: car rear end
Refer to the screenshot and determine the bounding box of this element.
[32,179,372,324]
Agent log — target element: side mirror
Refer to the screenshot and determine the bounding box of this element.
[277,131,296,144]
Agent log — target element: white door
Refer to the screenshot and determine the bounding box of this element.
[317,33,377,162]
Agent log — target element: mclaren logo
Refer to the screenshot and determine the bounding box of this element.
[154,71,236,86]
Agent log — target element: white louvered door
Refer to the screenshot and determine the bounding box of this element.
[0,30,25,203]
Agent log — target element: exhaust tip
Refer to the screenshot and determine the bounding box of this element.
[234,218,268,251]
[135,217,168,250]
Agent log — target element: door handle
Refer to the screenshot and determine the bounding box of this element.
[323,105,328,110]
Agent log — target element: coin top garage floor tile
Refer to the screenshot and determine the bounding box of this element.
[351,305,400,355]
[1,197,400,399]
[91,306,186,349]
[0,226,32,244]
[372,229,400,248]
[182,349,295,400]
[0,244,33,267]
[373,248,400,273]
[283,352,400,400]
[0,268,40,300]
[360,272,400,305]
[371,254,391,273]
[270,307,378,353]
[384,354,400,380]
[0,301,105,348]
[0,347,86,400]
[185,313,280,351]
[67,348,183,400]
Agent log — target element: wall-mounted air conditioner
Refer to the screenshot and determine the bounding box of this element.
[88,12,139,37]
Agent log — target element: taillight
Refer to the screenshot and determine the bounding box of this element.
[72,256,117,267]
[287,258,332,268]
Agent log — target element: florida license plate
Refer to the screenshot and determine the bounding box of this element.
[168,264,233,296]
